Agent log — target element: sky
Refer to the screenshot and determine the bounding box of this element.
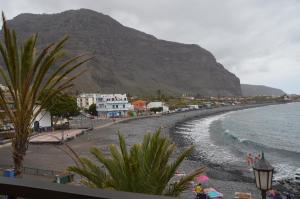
[1,0,300,94]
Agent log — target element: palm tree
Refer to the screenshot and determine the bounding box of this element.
[68,129,206,197]
[0,13,89,176]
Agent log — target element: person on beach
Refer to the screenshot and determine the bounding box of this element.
[268,189,275,197]
[195,183,206,199]
[254,154,261,163]
[273,190,282,199]
[246,153,254,167]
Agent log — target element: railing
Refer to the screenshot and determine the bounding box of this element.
[0,164,61,177]
[0,176,173,199]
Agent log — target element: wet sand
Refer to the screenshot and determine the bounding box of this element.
[0,104,274,198]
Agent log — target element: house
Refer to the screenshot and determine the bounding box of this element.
[0,85,51,132]
[77,93,99,109]
[283,94,291,101]
[147,102,169,113]
[33,109,52,130]
[96,94,131,118]
[132,100,146,111]
[187,105,199,110]
[32,106,52,131]
[0,85,15,127]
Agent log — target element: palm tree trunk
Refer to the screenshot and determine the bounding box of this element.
[12,129,28,177]
[13,150,24,176]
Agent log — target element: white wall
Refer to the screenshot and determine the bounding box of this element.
[96,94,130,112]
[33,109,52,128]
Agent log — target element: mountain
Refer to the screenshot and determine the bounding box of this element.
[3,9,241,96]
[241,84,285,96]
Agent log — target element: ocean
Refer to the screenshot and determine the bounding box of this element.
[176,103,300,181]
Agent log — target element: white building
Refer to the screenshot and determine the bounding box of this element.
[147,102,169,113]
[77,93,98,109]
[33,109,52,128]
[32,106,52,131]
[187,105,199,110]
[0,84,9,91]
[96,94,131,118]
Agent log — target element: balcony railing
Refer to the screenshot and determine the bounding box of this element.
[0,176,173,199]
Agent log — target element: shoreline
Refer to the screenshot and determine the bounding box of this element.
[168,103,299,198]
[0,102,290,199]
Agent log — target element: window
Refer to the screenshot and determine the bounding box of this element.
[123,104,125,108]
[112,105,115,108]
[116,105,119,108]
[124,98,127,101]
[112,98,114,101]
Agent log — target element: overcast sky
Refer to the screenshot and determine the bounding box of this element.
[2,0,300,93]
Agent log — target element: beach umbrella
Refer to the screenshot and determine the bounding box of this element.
[207,191,223,198]
[196,175,209,183]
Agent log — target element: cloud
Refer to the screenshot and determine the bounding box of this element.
[1,0,300,93]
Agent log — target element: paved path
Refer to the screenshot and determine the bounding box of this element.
[30,129,85,144]
[0,105,271,198]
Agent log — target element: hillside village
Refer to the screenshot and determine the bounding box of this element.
[77,92,296,119]
[0,6,299,199]
[0,80,297,135]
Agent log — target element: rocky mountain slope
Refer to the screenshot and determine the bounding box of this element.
[241,84,285,96]
[3,9,242,96]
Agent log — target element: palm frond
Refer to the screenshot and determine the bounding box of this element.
[68,129,206,197]
[0,12,89,175]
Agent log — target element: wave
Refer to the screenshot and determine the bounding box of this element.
[208,120,300,180]
[175,110,300,181]
[213,124,300,159]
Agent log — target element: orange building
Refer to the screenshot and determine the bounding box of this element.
[132,100,146,111]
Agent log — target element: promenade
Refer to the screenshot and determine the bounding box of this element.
[0,105,270,198]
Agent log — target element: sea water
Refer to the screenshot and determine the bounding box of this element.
[176,103,300,180]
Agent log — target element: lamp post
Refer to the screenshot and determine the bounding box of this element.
[253,152,274,199]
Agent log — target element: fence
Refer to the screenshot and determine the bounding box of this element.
[69,115,94,129]
[0,164,61,178]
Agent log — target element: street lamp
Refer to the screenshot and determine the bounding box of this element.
[253,152,274,199]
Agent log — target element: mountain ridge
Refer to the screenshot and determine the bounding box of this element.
[3,9,242,96]
[241,84,285,96]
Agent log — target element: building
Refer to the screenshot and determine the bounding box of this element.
[132,100,146,111]
[283,94,291,101]
[96,94,131,118]
[77,93,98,109]
[187,105,199,110]
[32,109,52,130]
[147,102,169,113]
[0,85,15,126]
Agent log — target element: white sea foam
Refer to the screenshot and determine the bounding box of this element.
[184,113,240,164]
[273,163,299,181]
[178,105,300,181]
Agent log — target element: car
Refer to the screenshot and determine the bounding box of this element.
[0,124,14,131]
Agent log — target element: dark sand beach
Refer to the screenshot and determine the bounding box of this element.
[0,104,278,198]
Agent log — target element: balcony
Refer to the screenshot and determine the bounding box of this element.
[0,176,173,199]
[97,100,128,104]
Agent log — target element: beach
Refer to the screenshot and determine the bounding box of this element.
[0,104,277,198]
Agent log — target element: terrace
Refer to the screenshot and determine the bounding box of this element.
[0,176,172,199]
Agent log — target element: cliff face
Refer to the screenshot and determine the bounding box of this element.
[241,84,285,96]
[4,9,241,96]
